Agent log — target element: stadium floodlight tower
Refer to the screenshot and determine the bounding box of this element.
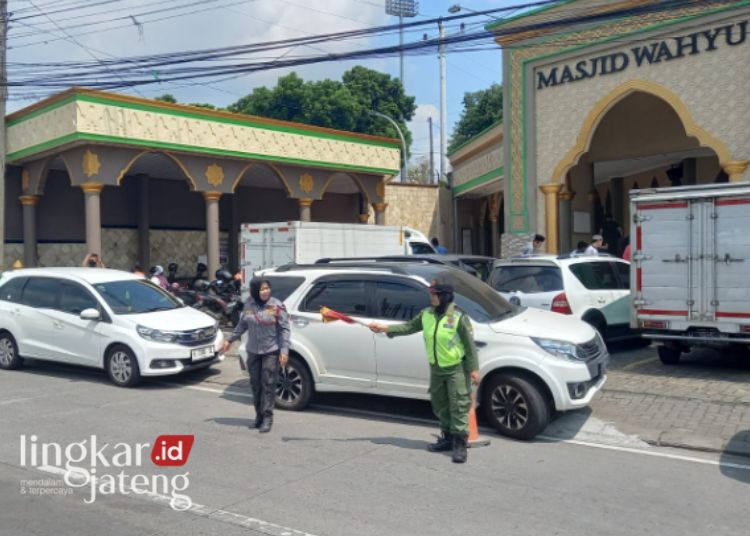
[385,0,419,86]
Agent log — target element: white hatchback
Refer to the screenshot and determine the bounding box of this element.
[489,255,632,342]
[239,262,609,440]
[0,268,224,386]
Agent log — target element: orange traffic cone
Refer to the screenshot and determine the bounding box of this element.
[468,390,490,448]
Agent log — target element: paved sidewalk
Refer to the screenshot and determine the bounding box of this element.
[587,343,750,457]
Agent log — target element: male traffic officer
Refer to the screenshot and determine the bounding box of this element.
[369,279,479,463]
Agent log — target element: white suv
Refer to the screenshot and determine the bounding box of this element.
[0,268,225,386]
[489,255,632,342]
[240,261,609,440]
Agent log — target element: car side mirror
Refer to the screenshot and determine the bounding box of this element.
[80,308,101,321]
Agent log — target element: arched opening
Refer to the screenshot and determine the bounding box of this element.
[564,89,722,256]
[317,172,368,223]
[233,163,298,223]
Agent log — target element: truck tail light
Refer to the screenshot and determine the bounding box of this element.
[641,320,668,330]
[740,325,750,334]
[551,293,572,315]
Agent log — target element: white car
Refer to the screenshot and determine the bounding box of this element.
[489,255,632,342]
[0,268,225,386]
[240,261,608,440]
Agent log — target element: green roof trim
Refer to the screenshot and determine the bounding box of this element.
[485,0,574,31]
[7,92,402,149]
[6,131,400,175]
[447,118,503,158]
[453,166,503,196]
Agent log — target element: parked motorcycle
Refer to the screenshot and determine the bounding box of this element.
[192,270,243,327]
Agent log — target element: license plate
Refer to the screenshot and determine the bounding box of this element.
[191,346,214,361]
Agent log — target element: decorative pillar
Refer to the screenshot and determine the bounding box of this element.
[81,182,104,257]
[298,198,313,222]
[358,213,370,224]
[137,175,150,269]
[372,202,388,226]
[558,190,575,255]
[229,193,240,273]
[723,160,749,183]
[539,183,563,254]
[20,195,40,267]
[203,192,222,278]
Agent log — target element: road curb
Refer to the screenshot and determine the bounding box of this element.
[642,433,750,459]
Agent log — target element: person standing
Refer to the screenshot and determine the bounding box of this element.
[585,235,605,256]
[150,265,169,289]
[82,253,105,268]
[369,279,479,463]
[223,277,290,433]
[431,237,449,254]
[521,234,545,256]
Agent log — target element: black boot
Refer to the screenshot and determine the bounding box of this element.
[249,414,263,429]
[427,431,453,452]
[452,434,468,464]
[259,415,273,433]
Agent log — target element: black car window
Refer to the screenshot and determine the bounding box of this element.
[59,282,99,315]
[375,281,430,321]
[462,260,491,281]
[261,276,305,303]
[0,277,27,303]
[569,262,619,290]
[613,262,630,290]
[301,281,368,316]
[21,277,59,309]
[490,265,563,293]
[410,242,435,254]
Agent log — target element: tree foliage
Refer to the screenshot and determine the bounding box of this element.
[448,84,503,153]
[155,93,177,103]
[226,67,416,154]
[406,157,434,184]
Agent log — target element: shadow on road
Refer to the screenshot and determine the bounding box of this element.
[719,431,750,484]
[280,435,431,450]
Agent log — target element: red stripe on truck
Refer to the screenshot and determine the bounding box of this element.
[716,312,750,318]
[638,309,688,316]
[716,198,750,206]
[636,267,642,292]
[637,202,688,210]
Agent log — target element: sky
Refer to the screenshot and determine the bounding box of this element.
[6,0,529,171]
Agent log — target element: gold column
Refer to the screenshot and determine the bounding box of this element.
[20,195,40,267]
[203,191,222,278]
[81,182,104,257]
[358,213,370,224]
[539,183,563,254]
[723,160,749,183]
[298,198,314,222]
[372,202,388,226]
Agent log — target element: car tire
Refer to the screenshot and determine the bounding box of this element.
[275,354,313,411]
[582,311,607,340]
[657,345,681,365]
[0,332,23,370]
[481,373,549,440]
[106,345,141,387]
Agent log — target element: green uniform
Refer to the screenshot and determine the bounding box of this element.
[386,303,479,436]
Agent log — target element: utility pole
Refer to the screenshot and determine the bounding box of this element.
[0,0,7,270]
[428,116,434,184]
[438,18,456,250]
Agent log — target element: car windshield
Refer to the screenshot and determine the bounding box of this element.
[489,265,563,293]
[92,279,182,315]
[397,264,515,323]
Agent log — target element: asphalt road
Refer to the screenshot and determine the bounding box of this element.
[1,360,749,536]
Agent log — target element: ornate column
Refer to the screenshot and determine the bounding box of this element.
[203,192,221,277]
[723,160,749,183]
[20,195,40,267]
[558,189,575,255]
[372,202,388,226]
[137,175,150,269]
[539,183,563,254]
[81,182,104,257]
[358,213,370,224]
[298,198,313,222]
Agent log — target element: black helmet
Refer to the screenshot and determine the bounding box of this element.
[216,269,233,282]
[168,262,178,273]
[193,279,210,291]
[196,262,207,273]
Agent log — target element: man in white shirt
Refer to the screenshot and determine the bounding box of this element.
[521,234,545,256]
[585,234,604,256]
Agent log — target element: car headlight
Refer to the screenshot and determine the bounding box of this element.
[532,337,584,361]
[137,325,179,343]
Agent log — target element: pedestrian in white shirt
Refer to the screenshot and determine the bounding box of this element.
[585,235,605,256]
[521,234,545,256]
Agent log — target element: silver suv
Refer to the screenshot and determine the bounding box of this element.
[241,262,609,440]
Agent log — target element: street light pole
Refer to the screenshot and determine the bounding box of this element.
[437,18,457,250]
[370,110,407,182]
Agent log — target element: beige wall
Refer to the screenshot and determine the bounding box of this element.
[379,183,440,240]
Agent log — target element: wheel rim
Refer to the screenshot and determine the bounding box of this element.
[0,338,14,366]
[276,363,303,404]
[110,351,132,383]
[490,384,529,431]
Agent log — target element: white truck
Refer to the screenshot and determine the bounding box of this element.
[630,183,750,364]
[239,221,435,278]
